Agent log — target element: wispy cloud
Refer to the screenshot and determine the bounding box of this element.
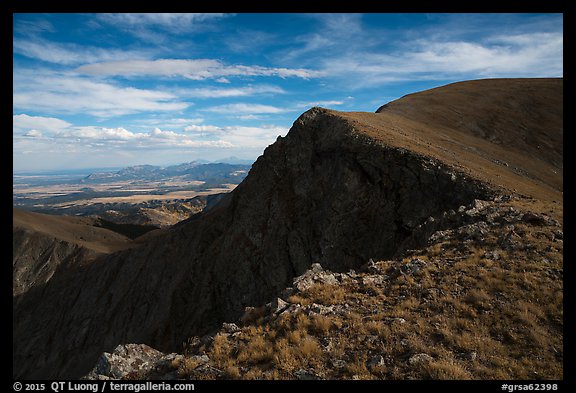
[295,100,344,109]
[13,114,72,132]
[13,38,152,65]
[13,70,188,117]
[92,13,231,44]
[13,18,55,36]
[177,85,285,98]
[203,103,286,115]
[75,59,322,80]
[281,14,563,88]
[97,13,228,30]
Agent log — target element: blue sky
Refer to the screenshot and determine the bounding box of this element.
[13,13,563,172]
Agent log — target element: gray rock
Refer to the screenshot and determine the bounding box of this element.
[367,355,386,369]
[221,323,241,334]
[294,369,321,380]
[266,297,290,315]
[362,275,386,286]
[87,344,166,380]
[408,353,434,365]
[293,263,339,292]
[304,303,335,315]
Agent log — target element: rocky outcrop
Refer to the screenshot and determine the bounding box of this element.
[13,78,562,380]
[84,344,182,380]
[82,196,563,380]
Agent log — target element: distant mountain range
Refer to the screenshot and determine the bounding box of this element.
[82,161,251,183]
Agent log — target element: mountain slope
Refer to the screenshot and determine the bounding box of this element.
[13,78,562,379]
[13,208,137,297]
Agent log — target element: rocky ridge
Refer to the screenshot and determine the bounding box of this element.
[13,78,562,380]
[85,197,563,380]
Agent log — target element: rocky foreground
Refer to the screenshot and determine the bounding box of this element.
[85,196,563,380]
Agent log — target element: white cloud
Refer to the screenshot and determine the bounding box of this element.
[184,124,223,133]
[318,31,563,88]
[203,103,285,115]
[279,14,562,88]
[13,114,71,132]
[61,127,143,141]
[97,13,228,28]
[13,38,151,65]
[13,71,188,117]
[297,100,344,108]
[178,85,285,98]
[134,117,205,128]
[220,125,287,148]
[75,59,322,80]
[184,123,289,148]
[23,130,43,138]
[148,128,233,148]
[149,127,182,139]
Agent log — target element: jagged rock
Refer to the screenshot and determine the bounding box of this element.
[465,199,492,216]
[521,212,558,227]
[85,344,166,380]
[362,275,386,286]
[280,303,301,315]
[458,222,488,241]
[221,323,241,334]
[408,353,434,365]
[266,297,290,315]
[402,258,427,275]
[304,303,335,316]
[429,229,454,243]
[188,354,210,364]
[293,263,339,292]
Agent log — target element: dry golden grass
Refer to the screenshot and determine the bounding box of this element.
[179,199,562,380]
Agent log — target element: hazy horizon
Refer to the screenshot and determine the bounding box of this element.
[13,13,563,172]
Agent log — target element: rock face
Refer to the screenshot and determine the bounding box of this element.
[13,78,563,379]
[13,227,95,297]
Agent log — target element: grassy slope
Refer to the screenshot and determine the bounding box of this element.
[172,198,563,380]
